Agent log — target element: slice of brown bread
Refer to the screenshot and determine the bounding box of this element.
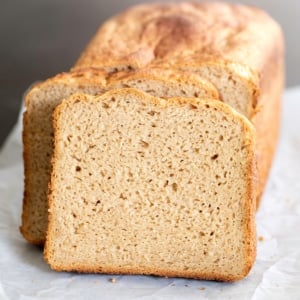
[45,89,256,281]
[21,68,218,244]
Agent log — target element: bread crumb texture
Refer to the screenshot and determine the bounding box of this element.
[45,89,256,281]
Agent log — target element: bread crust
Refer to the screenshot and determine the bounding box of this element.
[252,40,284,206]
[44,88,256,281]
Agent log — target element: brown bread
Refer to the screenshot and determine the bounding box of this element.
[45,89,256,281]
[21,4,283,279]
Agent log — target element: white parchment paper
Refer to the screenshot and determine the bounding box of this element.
[0,88,300,300]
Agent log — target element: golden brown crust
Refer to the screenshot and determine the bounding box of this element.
[44,88,256,281]
[46,265,247,282]
[20,111,43,245]
[252,42,284,207]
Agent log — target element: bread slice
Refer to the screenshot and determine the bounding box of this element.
[45,89,256,281]
[74,2,284,206]
[108,68,219,99]
[21,68,218,245]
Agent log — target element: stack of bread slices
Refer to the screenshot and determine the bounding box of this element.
[21,2,284,281]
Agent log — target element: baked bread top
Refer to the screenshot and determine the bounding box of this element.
[74,2,283,80]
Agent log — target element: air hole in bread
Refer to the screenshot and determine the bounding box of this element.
[119,193,126,199]
[147,110,159,116]
[171,183,178,192]
[137,151,145,157]
[211,154,219,160]
[140,140,149,148]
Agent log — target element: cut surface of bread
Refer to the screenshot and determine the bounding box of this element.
[45,89,256,281]
[21,68,218,244]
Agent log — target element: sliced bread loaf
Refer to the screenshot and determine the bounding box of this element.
[45,89,256,281]
[21,68,218,244]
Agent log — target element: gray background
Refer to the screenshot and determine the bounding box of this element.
[0,0,299,147]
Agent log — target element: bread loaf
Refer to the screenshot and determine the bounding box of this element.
[20,2,283,281]
[45,89,256,281]
[21,68,218,244]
